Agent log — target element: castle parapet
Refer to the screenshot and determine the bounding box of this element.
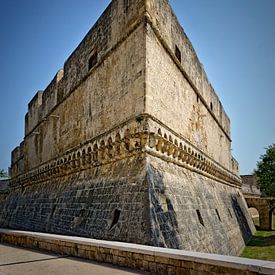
[42,69,64,119]
[231,157,239,175]
[57,0,146,102]
[25,91,43,135]
[10,141,25,177]
[24,70,64,136]
[11,146,20,165]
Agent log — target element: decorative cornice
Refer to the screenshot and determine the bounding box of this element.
[146,117,240,187]
[10,115,241,189]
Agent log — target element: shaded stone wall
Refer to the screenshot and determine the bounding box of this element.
[0,155,151,244]
[0,179,9,201]
[147,156,254,255]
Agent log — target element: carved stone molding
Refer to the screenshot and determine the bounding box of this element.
[10,115,241,189]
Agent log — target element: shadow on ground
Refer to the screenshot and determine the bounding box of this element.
[247,234,275,247]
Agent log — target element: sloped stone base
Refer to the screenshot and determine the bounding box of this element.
[0,153,255,256]
[147,155,255,255]
[0,155,151,245]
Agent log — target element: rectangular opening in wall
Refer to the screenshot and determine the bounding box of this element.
[216,209,221,221]
[196,209,204,226]
[228,208,233,218]
[88,52,98,71]
[175,45,181,63]
[109,209,121,230]
[124,0,130,13]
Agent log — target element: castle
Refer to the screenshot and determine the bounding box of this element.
[0,0,255,255]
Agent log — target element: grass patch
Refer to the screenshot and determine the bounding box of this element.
[241,230,275,261]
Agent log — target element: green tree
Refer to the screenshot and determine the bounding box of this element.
[0,169,8,178]
[254,144,275,197]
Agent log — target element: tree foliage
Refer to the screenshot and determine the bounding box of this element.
[0,169,8,178]
[254,144,275,197]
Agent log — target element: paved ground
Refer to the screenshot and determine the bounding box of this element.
[0,244,148,275]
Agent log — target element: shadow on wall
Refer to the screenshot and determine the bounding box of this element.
[0,191,20,229]
[147,164,180,249]
[231,195,252,243]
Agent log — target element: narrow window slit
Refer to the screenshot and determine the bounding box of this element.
[216,209,221,221]
[175,45,181,62]
[196,209,204,226]
[109,209,121,230]
[124,0,130,13]
[88,52,98,70]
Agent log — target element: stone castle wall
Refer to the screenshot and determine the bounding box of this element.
[2,0,255,256]
[11,0,147,176]
[1,117,254,255]
[10,0,238,178]
[147,155,253,255]
[146,0,230,136]
[145,0,236,173]
[1,156,151,244]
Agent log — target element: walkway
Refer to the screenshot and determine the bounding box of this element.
[1,229,274,274]
[0,243,147,275]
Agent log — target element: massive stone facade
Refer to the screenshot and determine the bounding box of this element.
[0,0,255,255]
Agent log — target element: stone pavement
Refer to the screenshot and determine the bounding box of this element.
[0,244,147,275]
[1,229,275,274]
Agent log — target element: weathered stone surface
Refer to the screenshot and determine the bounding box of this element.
[147,155,254,255]
[1,0,255,256]
[1,229,275,275]
[1,155,150,244]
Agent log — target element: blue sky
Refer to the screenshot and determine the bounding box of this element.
[0,0,274,175]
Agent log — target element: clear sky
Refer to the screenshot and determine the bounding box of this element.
[0,0,274,175]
